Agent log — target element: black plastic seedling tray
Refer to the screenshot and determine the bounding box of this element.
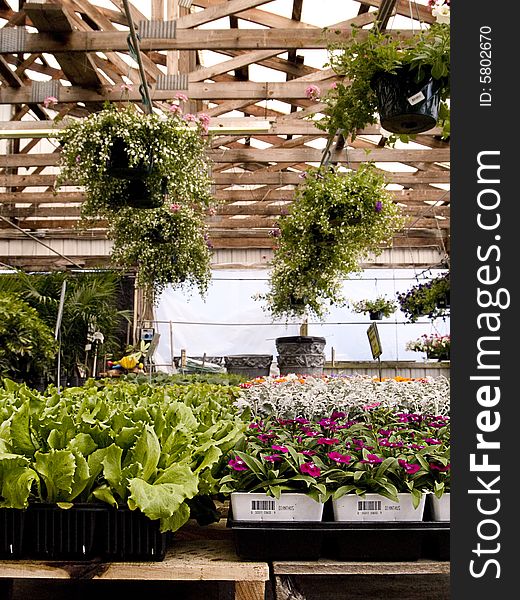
[227,518,449,562]
[101,507,169,561]
[26,503,105,560]
[0,508,25,559]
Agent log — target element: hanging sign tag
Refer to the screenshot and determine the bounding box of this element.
[408,91,425,106]
[367,323,382,359]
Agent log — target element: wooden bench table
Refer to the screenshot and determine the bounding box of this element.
[0,539,269,600]
[271,559,450,599]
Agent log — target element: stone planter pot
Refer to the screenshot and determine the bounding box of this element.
[275,336,326,376]
[332,493,426,522]
[230,492,324,522]
[224,354,273,379]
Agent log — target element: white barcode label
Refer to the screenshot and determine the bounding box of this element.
[408,91,425,106]
[357,500,382,511]
[251,500,276,512]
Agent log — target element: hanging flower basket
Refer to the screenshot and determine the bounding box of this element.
[371,66,444,134]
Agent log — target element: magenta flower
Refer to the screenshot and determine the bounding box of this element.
[317,418,338,429]
[430,462,451,472]
[327,452,352,465]
[331,411,346,420]
[379,429,393,437]
[424,438,442,445]
[248,422,262,430]
[271,445,289,453]
[295,417,309,424]
[361,453,383,464]
[305,430,319,437]
[300,462,321,477]
[409,443,425,450]
[301,450,316,457]
[317,437,340,445]
[398,459,421,475]
[264,454,282,462]
[257,434,272,442]
[228,457,248,471]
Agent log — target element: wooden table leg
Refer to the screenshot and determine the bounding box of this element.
[235,580,265,600]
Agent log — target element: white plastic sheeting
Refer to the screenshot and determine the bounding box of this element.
[154,268,450,370]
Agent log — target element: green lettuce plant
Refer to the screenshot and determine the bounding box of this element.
[0,380,244,531]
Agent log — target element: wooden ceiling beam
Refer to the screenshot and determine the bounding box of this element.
[0,186,450,204]
[0,79,339,104]
[0,27,417,54]
[0,147,450,169]
[0,169,450,188]
[23,2,105,91]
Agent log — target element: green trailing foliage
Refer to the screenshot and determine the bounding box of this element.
[0,293,58,385]
[260,164,405,320]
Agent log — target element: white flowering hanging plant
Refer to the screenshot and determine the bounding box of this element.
[56,99,215,298]
[260,164,404,320]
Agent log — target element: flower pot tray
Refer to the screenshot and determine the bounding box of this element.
[227,518,449,562]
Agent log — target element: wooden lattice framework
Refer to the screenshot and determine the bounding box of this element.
[0,0,450,271]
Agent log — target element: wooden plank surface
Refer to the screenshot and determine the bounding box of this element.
[272,559,450,576]
[0,540,269,582]
[2,27,417,54]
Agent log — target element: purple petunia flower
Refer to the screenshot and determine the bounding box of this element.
[398,459,421,475]
[228,457,248,471]
[331,411,346,420]
[271,445,289,453]
[430,462,451,472]
[300,462,321,477]
[361,453,383,464]
[264,454,282,462]
[424,438,442,445]
[375,201,383,213]
[327,452,352,465]
[317,437,340,445]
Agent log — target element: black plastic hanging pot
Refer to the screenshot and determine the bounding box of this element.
[371,66,444,134]
[369,310,384,321]
[107,137,154,179]
[118,176,168,209]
